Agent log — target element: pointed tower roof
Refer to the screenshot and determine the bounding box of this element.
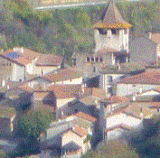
[93,0,131,29]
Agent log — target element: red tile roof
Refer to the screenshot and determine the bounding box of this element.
[42,67,83,83]
[118,71,160,85]
[72,125,88,137]
[36,54,64,66]
[84,87,106,99]
[150,102,160,108]
[74,111,97,123]
[101,95,129,103]
[47,84,82,99]
[0,47,40,66]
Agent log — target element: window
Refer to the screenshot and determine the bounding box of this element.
[100,58,103,62]
[95,57,99,62]
[87,57,90,62]
[91,57,94,62]
[108,87,112,93]
[107,76,113,83]
[93,66,96,73]
[111,29,116,34]
[98,28,107,35]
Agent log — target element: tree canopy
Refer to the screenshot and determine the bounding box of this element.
[82,139,139,158]
[19,110,55,139]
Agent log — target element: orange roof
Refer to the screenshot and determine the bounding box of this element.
[118,71,160,85]
[74,112,97,123]
[84,87,106,99]
[101,95,129,103]
[0,47,40,66]
[93,0,131,29]
[150,102,160,108]
[43,67,83,83]
[36,54,64,66]
[96,47,119,56]
[47,84,82,99]
[150,33,160,44]
[18,84,33,93]
[72,125,88,137]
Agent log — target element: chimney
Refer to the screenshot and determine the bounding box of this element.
[148,32,152,39]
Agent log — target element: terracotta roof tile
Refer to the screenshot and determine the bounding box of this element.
[74,111,97,123]
[43,67,83,83]
[118,71,160,85]
[0,47,40,66]
[150,102,160,108]
[47,84,82,99]
[18,84,33,93]
[36,54,64,66]
[72,125,88,137]
[101,95,129,103]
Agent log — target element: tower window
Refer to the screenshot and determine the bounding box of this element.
[98,28,107,35]
[111,29,116,34]
[87,57,90,62]
[91,57,94,62]
[95,57,99,62]
[93,66,96,72]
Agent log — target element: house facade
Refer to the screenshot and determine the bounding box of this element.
[130,33,160,65]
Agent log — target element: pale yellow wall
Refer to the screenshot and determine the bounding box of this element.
[57,98,74,109]
[51,77,83,85]
[35,65,60,75]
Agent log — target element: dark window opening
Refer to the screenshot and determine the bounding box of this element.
[100,58,103,62]
[75,109,78,113]
[87,57,90,62]
[98,29,107,35]
[107,76,113,82]
[95,57,99,62]
[93,66,96,73]
[91,57,94,62]
[19,79,22,82]
[108,87,112,93]
[111,29,116,34]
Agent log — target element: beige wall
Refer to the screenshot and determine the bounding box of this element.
[57,98,74,109]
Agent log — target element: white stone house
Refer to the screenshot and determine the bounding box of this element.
[100,62,146,95]
[99,96,152,140]
[130,33,160,64]
[117,71,160,97]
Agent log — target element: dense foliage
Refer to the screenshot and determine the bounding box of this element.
[82,139,139,158]
[19,110,55,139]
[0,0,159,64]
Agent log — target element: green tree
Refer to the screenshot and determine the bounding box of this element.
[19,110,55,139]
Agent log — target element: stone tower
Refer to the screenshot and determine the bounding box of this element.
[93,0,132,64]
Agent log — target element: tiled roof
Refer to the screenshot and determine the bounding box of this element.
[118,71,160,84]
[101,62,146,74]
[101,95,129,103]
[93,0,131,29]
[150,33,160,44]
[42,67,83,83]
[18,84,33,93]
[74,111,97,123]
[80,96,99,105]
[84,87,106,99]
[72,125,88,137]
[150,102,160,108]
[124,104,152,119]
[36,54,64,66]
[0,47,40,66]
[47,84,82,99]
[96,47,118,56]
